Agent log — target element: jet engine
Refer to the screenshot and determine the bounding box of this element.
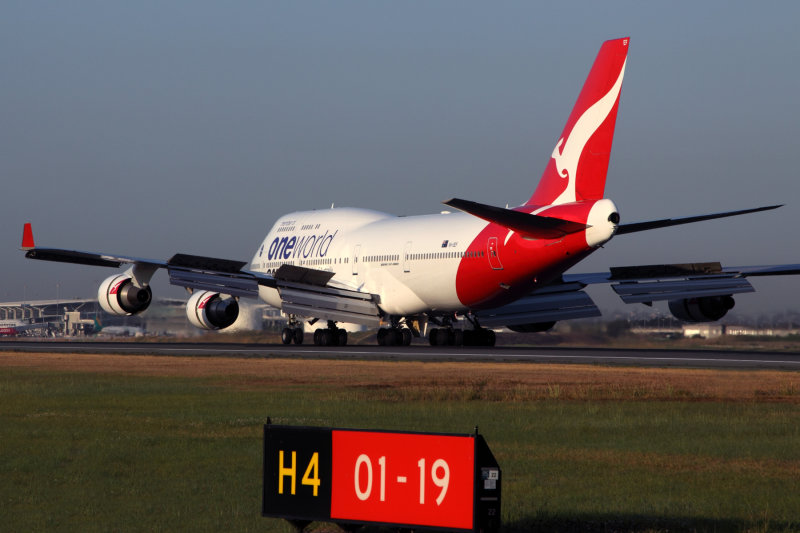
[506,321,557,333]
[98,274,153,316]
[668,295,735,323]
[186,290,239,330]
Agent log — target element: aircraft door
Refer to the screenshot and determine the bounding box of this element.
[352,245,361,276]
[403,241,412,273]
[487,237,503,270]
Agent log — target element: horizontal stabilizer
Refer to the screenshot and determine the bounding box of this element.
[443,198,588,239]
[616,205,781,235]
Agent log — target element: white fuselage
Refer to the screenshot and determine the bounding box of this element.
[249,200,619,320]
[250,207,486,316]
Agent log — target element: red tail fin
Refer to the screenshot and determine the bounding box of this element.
[528,37,629,206]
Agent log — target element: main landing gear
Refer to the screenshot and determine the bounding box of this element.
[313,320,348,346]
[282,318,347,346]
[428,327,495,346]
[376,327,412,346]
[280,317,304,345]
[428,315,496,346]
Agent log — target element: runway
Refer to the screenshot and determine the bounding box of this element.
[2,341,800,370]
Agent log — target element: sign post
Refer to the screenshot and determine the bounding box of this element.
[263,425,501,532]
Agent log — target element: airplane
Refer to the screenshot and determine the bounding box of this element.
[0,320,43,336]
[20,37,800,347]
[91,318,145,337]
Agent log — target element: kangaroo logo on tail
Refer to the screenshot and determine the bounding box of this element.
[550,57,627,205]
[528,38,629,207]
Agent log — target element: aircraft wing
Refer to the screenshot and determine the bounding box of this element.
[169,261,382,327]
[25,246,267,297]
[23,225,381,325]
[561,262,800,306]
[24,247,166,269]
[476,261,800,327]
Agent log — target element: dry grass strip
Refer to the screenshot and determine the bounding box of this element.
[2,351,799,403]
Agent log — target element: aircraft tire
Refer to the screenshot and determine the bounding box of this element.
[338,329,348,346]
[293,328,303,344]
[428,328,438,346]
[281,328,293,345]
[401,328,412,346]
[436,329,449,346]
[377,328,388,346]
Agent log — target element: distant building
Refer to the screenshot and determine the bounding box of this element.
[682,324,724,338]
[724,326,800,337]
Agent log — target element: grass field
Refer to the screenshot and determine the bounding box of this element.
[1,352,799,532]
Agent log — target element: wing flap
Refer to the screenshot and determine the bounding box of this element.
[612,277,754,304]
[609,262,722,280]
[168,253,248,273]
[475,283,600,327]
[562,261,764,307]
[168,268,259,298]
[274,264,335,286]
[278,280,381,327]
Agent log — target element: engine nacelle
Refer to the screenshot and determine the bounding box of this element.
[186,291,239,330]
[668,295,735,323]
[506,321,557,333]
[98,274,153,316]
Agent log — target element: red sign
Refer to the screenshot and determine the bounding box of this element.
[330,430,475,529]
[263,425,501,532]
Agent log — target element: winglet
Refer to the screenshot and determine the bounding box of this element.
[21,223,35,250]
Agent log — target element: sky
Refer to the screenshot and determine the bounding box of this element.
[2,1,799,316]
